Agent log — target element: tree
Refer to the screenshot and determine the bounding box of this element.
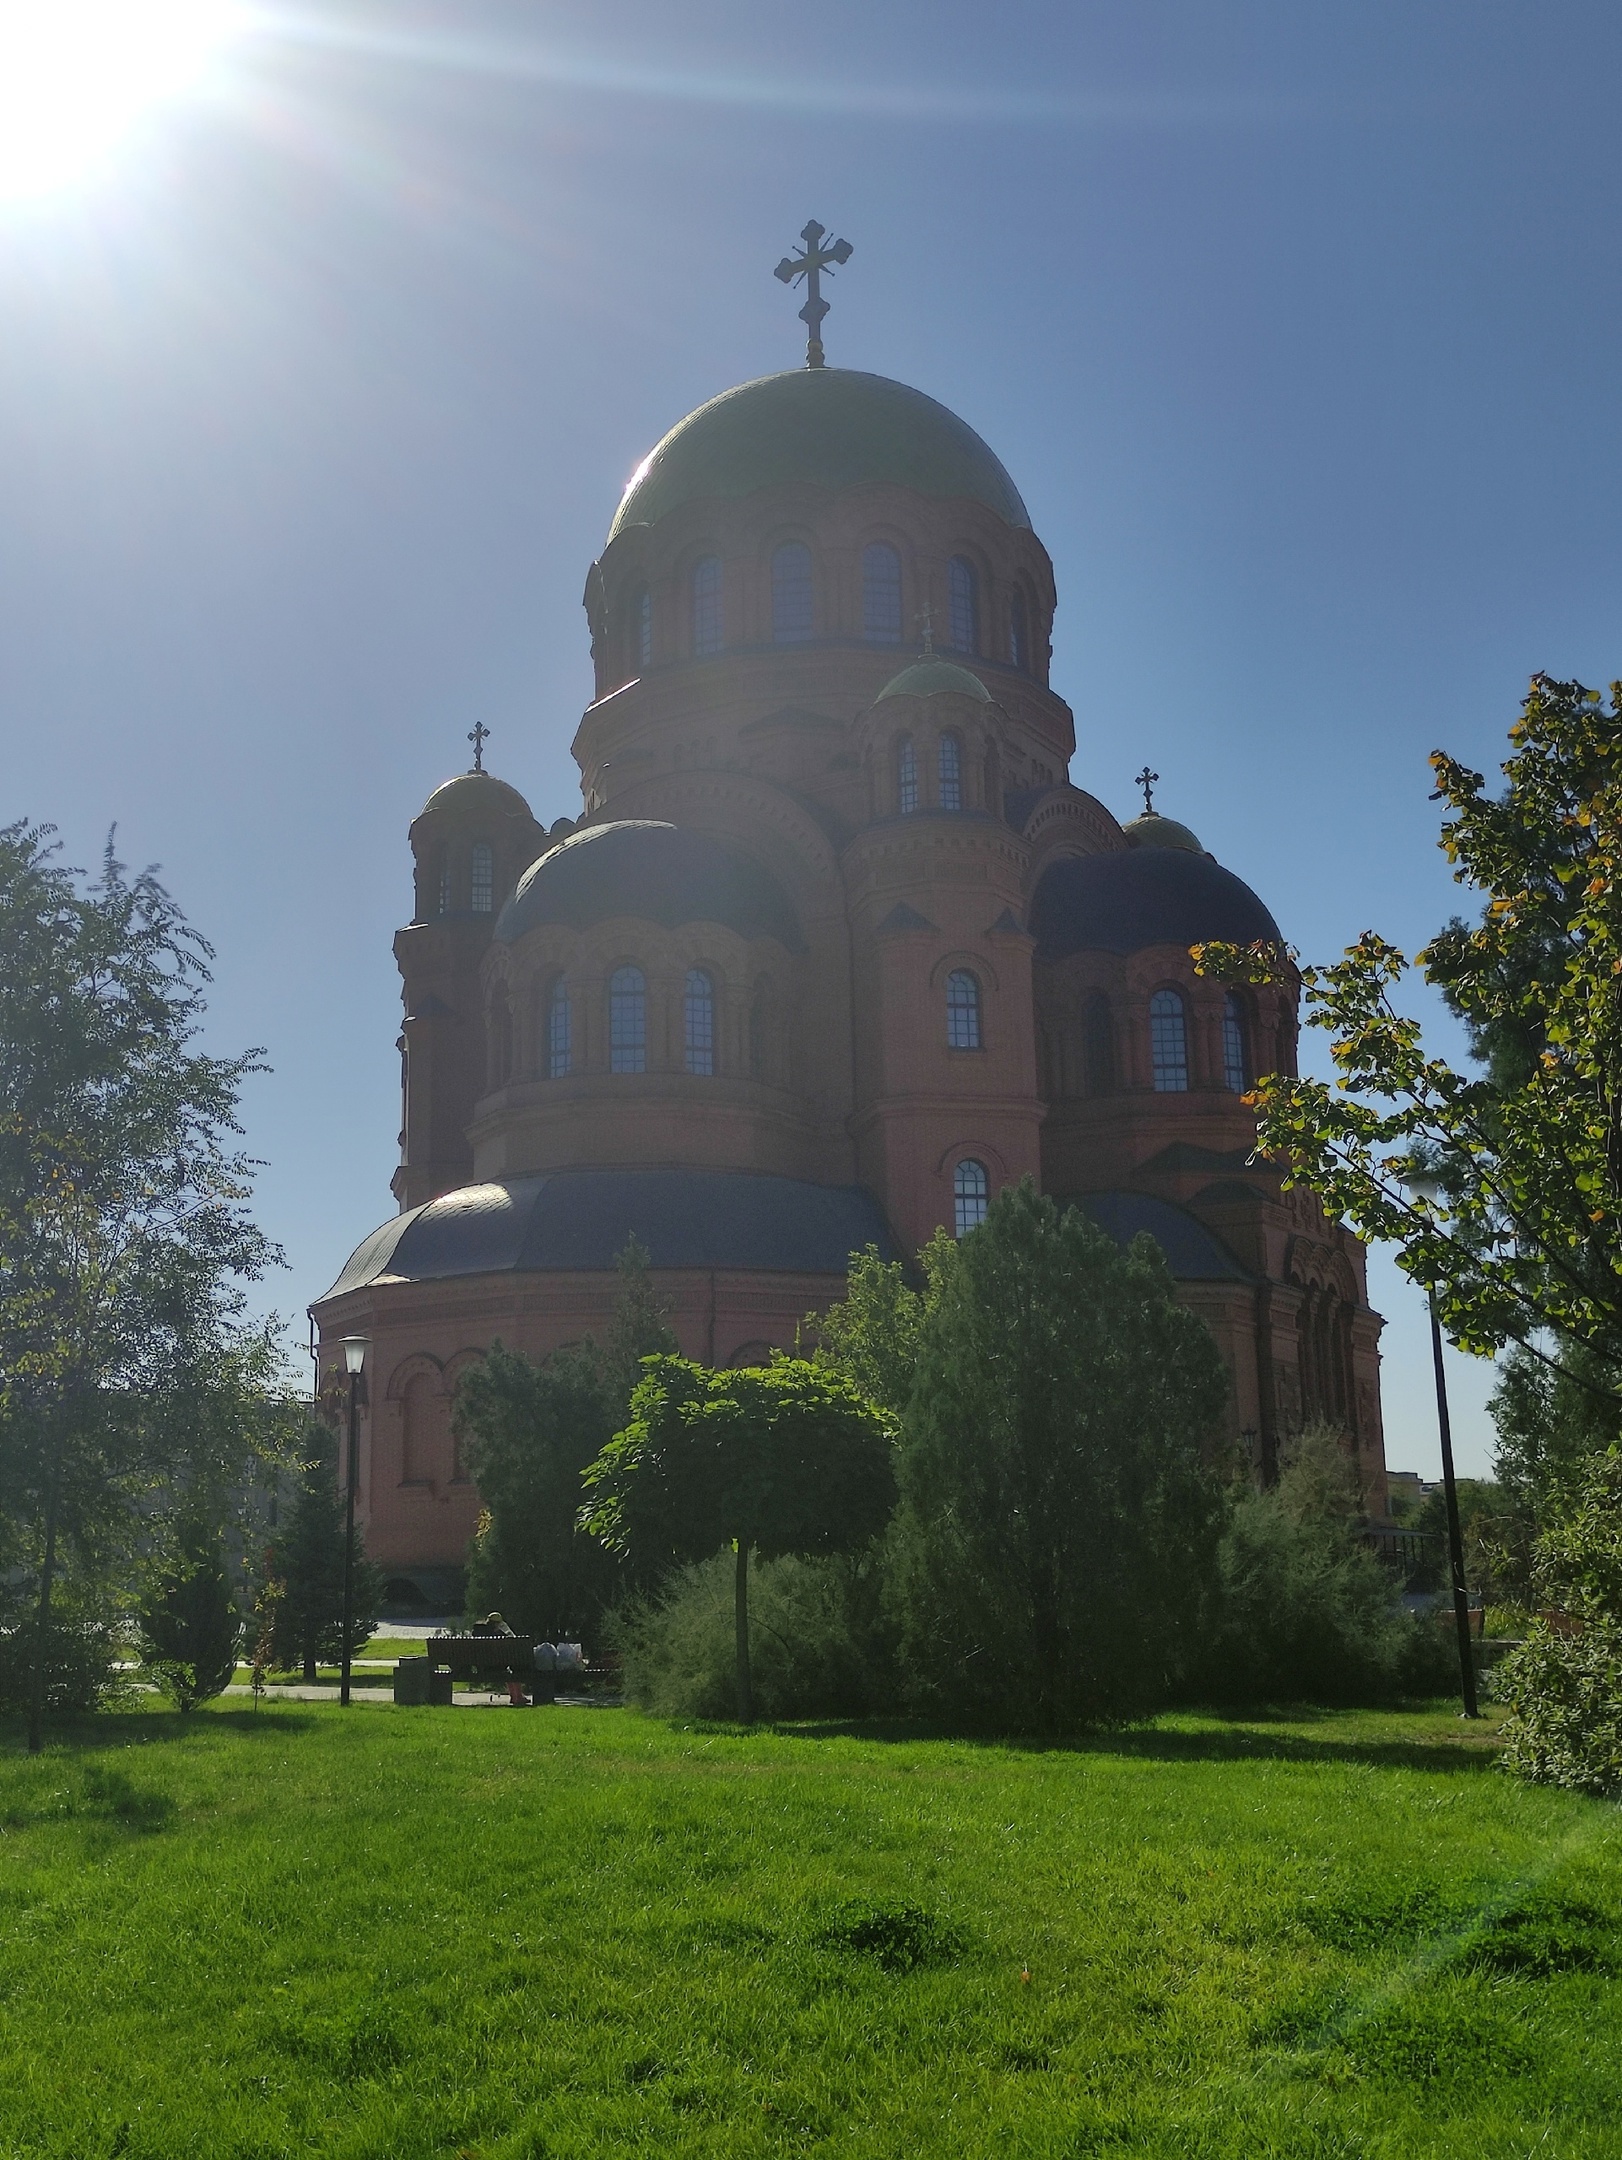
[887,1181,1228,1731]
[0,821,283,1750]
[804,1239,948,1417]
[264,1421,382,1680]
[456,1238,678,1639]
[137,1510,243,1711]
[581,1357,896,1722]
[1193,677,1622,1388]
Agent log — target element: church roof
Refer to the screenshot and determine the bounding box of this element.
[497,821,803,950]
[1122,811,1204,854]
[1066,1190,1253,1281]
[315,1170,900,1300]
[419,770,535,820]
[874,657,993,705]
[608,370,1031,542]
[1030,847,1280,959]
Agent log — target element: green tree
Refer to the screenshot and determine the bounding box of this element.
[136,1510,243,1711]
[456,1239,678,1639]
[888,1181,1228,1731]
[1499,1448,1622,1795]
[581,1357,896,1722]
[804,1240,949,1417]
[1487,1344,1621,1599]
[0,822,282,1749]
[1193,676,1622,1386]
[264,1422,382,1680]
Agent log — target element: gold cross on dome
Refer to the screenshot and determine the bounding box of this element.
[468,721,491,773]
[773,220,853,370]
[1135,766,1159,815]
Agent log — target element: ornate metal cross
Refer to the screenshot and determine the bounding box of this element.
[916,601,936,655]
[774,219,853,370]
[468,721,491,772]
[1135,765,1159,815]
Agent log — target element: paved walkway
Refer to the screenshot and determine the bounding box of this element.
[220,1684,618,1709]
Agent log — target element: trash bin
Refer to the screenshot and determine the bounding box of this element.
[427,1668,455,1707]
[393,1658,430,1705]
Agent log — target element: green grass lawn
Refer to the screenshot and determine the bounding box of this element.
[0,1700,1616,2159]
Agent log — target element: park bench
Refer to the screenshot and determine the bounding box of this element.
[394,1636,613,1705]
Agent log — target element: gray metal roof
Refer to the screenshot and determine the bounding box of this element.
[496,822,803,951]
[315,1169,900,1304]
[1031,848,1281,959]
[1068,1189,1253,1282]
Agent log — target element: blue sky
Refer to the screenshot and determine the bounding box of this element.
[5,0,1620,1476]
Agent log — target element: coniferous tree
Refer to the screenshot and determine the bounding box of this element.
[137,1511,243,1711]
[265,1422,382,1680]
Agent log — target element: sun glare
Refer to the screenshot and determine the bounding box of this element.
[0,0,241,204]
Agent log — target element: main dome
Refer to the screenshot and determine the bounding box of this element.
[496,821,803,951]
[608,370,1032,542]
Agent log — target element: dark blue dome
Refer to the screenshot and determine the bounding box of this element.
[497,821,803,951]
[1031,848,1280,960]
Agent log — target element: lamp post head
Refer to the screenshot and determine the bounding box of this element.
[340,1335,369,1377]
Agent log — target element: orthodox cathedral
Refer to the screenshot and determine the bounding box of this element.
[313,230,1389,1597]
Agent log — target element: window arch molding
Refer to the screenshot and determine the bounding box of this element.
[384,1349,445,1404]
[929,949,1001,997]
[933,1136,1010,1181]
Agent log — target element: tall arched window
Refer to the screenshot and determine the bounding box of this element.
[547,976,572,1079]
[938,733,962,810]
[1010,589,1029,672]
[862,541,902,643]
[609,966,646,1073]
[953,1158,990,1238]
[633,587,652,671]
[771,542,814,643]
[1223,992,1249,1093]
[946,969,981,1049]
[470,842,494,914]
[1150,988,1189,1092]
[692,555,723,656]
[948,556,979,653]
[1083,991,1114,1095]
[897,735,918,815]
[684,969,715,1075]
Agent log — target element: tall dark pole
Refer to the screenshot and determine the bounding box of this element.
[1427,1292,1480,1719]
[340,1365,359,1708]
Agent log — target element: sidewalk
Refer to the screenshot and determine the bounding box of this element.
[219,1683,619,1708]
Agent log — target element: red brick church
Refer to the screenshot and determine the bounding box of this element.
[313,233,1389,1598]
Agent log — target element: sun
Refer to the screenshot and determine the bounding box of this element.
[0,0,241,204]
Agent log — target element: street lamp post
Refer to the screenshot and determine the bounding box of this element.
[338,1336,369,1708]
[1404,1175,1480,1719]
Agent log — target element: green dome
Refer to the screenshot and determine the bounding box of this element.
[419,771,534,820]
[1122,812,1204,855]
[608,370,1031,543]
[874,658,993,705]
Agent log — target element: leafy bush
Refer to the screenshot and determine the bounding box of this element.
[1194,1428,1455,1706]
[137,1512,243,1711]
[263,1423,382,1680]
[0,1610,127,1715]
[1498,1445,1622,1795]
[609,1548,894,1721]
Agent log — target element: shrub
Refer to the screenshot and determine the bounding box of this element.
[0,1609,127,1715]
[609,1548,894,1722]
[137,1512,243,1712]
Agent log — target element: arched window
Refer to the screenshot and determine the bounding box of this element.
[946,969,981,1050]
[400,1371,446,1486]
[470,842,494,915]
[948,556,979,653]
[897,734,918,815]
[1083,991,1114,1095]
[547,976,572,1079]
[609,965,646,1073]
[771,542,814,643]
[953,1158,990,1238]
[862,541,902,643]
[1010,589,1029,672]
[633,587,652,671]
[938,733,962,810]
[1223,992,1249,1093]
[691,555,723,656]
[1150,988,1189,1092]
[684,969,715,1076]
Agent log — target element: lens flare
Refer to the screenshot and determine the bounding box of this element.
[0,0,241,203]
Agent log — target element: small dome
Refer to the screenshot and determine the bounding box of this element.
[419,770,535,820]
[874,657,993,705]
[1123,812,1204,854]
[1031,848,1280,959]
[609,369,1031,543]
[497,820,803,950]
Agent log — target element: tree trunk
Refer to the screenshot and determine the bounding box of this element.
[302,1647,316,1684]
[27,1441,65,1756]
[734,1541,754,1726]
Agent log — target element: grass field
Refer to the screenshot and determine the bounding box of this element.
[0,1699,1617,2159]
